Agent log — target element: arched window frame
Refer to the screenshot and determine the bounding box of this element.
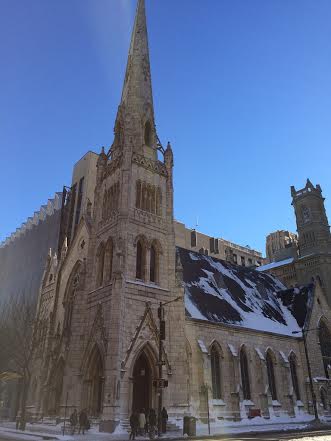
[96,243,105,288]
[136,180,142,209]
[136,237,147,281]
[144,121,152,146]
[318,320,331,378]
[266,350,277,401]
[321,387,328,410]
[289,352,300,401]
[240,347,251,400]
[63,263,81,335]
[149,240,161,284]
[210,344,222,399]
[104,238,113,284]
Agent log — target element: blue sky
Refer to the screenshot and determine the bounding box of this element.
[1,0,331,254]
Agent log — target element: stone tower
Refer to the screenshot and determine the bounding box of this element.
[87,0,188,430]
[291,179,331,257]
[291,179,331,305]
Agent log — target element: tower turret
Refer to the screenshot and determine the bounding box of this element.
[291,179,331,257]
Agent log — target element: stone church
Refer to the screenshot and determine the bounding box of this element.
[28,0,331,432]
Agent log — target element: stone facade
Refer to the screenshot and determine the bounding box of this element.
[26,0,331,432]
[261,180,331,307]
[175,221,266,267]
[266,230,298,263]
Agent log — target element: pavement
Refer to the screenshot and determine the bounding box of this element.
[1,419,331,441]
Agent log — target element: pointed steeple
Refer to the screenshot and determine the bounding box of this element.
[121,0,154,109]
[113,0,157,156]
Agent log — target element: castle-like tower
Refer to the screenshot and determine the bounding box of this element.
[291,179,331,304]
[291,179,331,257]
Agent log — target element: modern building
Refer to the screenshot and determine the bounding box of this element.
[266,230,298,263]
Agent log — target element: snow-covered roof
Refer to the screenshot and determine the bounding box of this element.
[256,258,294,272]
[177,247,313,337]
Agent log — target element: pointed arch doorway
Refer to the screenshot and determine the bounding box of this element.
[132,350,155,412]
[83,345,105,417]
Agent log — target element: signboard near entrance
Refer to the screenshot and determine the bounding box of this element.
[153,379,168,388]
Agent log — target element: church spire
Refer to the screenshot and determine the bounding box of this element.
[114,0,157,156]
[121,0,154,109]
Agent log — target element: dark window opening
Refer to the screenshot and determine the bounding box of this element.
[150,245,156,283]
[240,348,251,400]
[266,352,277,400]
[144,121,152,146]
[136,241,144,280]
[319,322,331,378]
[289,354,300,400]
[74,177,84,234]
[191,230,197,247]
[211,346,221,399]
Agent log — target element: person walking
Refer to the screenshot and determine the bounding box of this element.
[78,408,88,435]
[144,409,150,435]
[161,407,168,433]
[148,409,157,439]
[69,408,78,435]
[129,411,138,440]
[138,409,146,436]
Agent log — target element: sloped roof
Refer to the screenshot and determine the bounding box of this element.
[177,247,313,336]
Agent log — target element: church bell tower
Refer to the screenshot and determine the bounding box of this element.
[291,179,331,257]
[89,0,188,430]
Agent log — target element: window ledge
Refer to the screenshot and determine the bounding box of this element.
[212,399,225,406]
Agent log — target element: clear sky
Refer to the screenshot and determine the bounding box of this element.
[1,0,331,255]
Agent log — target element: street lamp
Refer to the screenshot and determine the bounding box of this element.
[292,328,319,422]
[156,296,181,437]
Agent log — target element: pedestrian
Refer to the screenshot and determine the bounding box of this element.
[78,408,88,435]
[69,408,78,435]
[148,409,157,439]
[161,407,168,433]
[129,411,138,440]
[144,408,149,435]
[138,408,146,436]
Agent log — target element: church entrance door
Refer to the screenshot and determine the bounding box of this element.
[84,345,104,417]
[132,352,152,412]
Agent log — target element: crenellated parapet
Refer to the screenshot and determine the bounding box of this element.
[0,192,62,248]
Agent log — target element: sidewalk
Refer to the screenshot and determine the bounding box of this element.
[1,416,331,441]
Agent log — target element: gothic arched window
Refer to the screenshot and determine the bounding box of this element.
[63,265,80,335]
[266,351,277,400]
[319,321,331,378]
[210,345,221,399]
[321,388,328,409]
[289,353,300,400]
[96,243,105,287]
[104,238,113,283]
[136,180,142,209]
[150,244,157,283]
[136,240,146,281]
[144,121,152,146]
[240,347,251,400]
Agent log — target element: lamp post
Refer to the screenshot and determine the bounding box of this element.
[157,296,181,437]
[292,328,319,422]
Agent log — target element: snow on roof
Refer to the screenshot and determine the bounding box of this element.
[256,258,294,272]
[177,247,313,337]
